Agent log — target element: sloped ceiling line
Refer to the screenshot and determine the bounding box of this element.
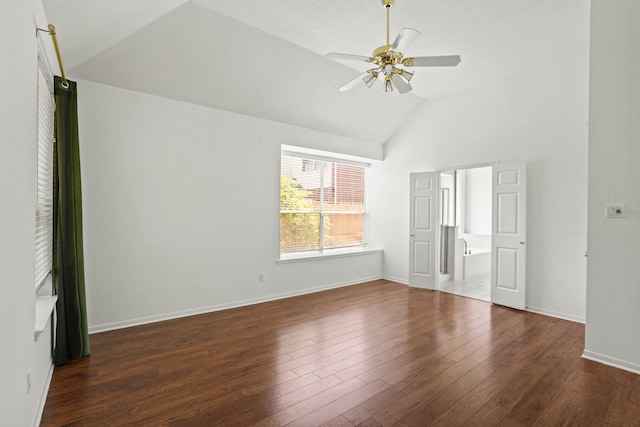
[42,0,589,145]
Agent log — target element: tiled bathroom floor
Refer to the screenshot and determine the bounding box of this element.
[439,272,491,302]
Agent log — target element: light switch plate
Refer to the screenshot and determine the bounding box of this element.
[605,204,625,218]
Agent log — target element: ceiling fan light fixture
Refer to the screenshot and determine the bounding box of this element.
[363,71,379,88]
[384,76,394,92]
[398,68,413,81]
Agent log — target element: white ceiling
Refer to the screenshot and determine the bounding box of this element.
[42,0,590,145]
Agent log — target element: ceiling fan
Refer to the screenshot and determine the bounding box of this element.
[326,0,461,94]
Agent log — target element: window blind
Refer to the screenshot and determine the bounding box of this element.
[280,154,366,253]
[36,59,54,289]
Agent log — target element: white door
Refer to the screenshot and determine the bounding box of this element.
[491,162,527,309]
[409,172,438,289]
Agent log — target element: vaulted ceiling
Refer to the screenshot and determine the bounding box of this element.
[42,0,589,145]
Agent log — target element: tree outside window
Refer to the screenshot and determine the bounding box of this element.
[280,154,365,253]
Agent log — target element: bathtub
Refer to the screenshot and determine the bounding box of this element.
[463,248,491,278]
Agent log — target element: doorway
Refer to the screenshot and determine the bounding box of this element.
[409,162,527,310]
[437,167,492,302]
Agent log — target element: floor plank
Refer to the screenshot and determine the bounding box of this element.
[41,280,640,426]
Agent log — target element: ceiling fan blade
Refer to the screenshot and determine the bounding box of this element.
[326,53,372,62]
[391,74,413,94]
[407,55,461,67]
[338,71,371,92]
[391,28,421,53]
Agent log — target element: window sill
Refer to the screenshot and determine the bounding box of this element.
[35,295,57,341]
[277,247,382,264]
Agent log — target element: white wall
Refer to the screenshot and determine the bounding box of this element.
[584,0,640,374]
[464,167,492,236]
[1,2,57,425]
[76,80,382,332]
[369,50,589,322]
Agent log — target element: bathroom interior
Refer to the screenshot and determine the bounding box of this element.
[438,166,492,302]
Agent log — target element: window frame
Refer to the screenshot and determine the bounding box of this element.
[280,149,369,256]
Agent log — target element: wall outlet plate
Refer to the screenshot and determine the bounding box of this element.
[605,204,625,218]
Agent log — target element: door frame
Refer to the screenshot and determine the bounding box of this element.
[416,161,527,310]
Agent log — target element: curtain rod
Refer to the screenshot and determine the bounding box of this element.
[37,25,68,88]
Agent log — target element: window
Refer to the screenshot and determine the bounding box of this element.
[280,151,367,253]
[36,57,54,289]
[301,159,326,172]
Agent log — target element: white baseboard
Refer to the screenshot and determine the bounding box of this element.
[525,305,585,324]
[582,349,640,375]
[382,275,408,285]
[379,283,586,325]
[33,361,54,427]
[89,275,383,334]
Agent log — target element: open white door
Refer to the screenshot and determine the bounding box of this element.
[409,172,438,289]
[491,162,527,309]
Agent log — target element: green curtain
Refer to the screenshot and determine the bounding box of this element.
[53,76,90,365]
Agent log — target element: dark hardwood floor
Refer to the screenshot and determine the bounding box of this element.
[41,280,640,426]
